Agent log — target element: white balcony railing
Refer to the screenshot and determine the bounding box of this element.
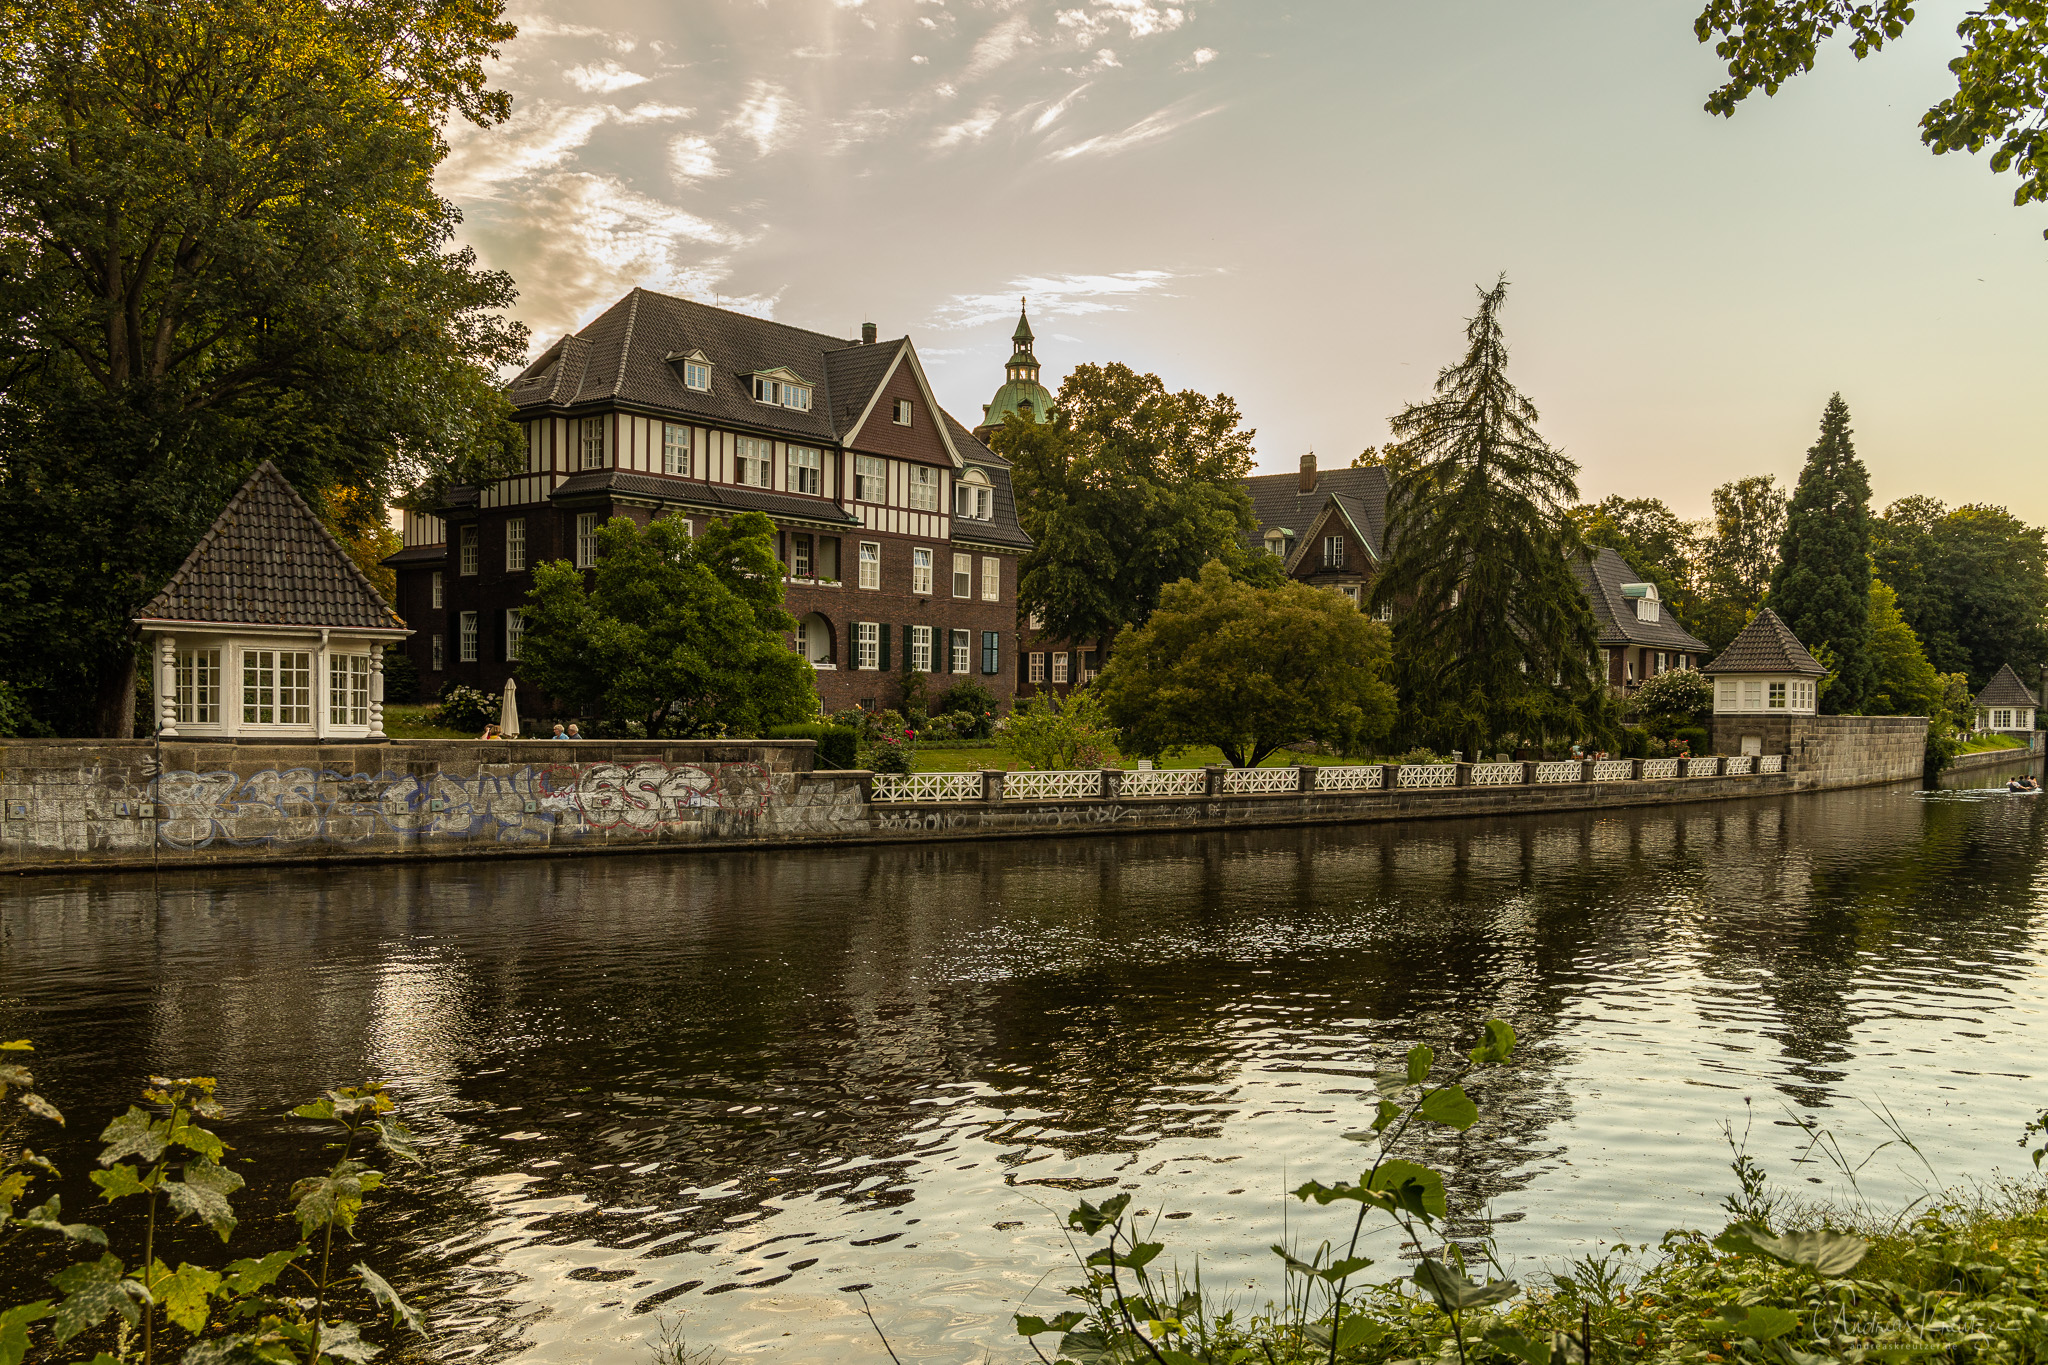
[1397,764,1458,788]
[1005,770,1101,801]
[1641,758,1680,780]
[871,772,983,803]
[1119,768,1207,799]
[1593,760,1633,782]
[1534,761,1581,784]
[1471,762,1522,786]
[1221,766,1300,795]
[1315,765,1385,792]
[1724,755,1755,776]
[1756,755,1784,774]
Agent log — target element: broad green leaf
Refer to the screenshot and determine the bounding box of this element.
[223,1246,306,1297]
[162,1159,244,1240]
[18,1092,62,1126]
[1716,1304,1798,1341]
[291,1160,382,1237]
[1469,1019,1517,1065]
[0,1302,51,1365]
[15,1196,107,1246]
[1372,1098,1402,1133]
[1292,1179,1390,1209]
[308,1320,378,1364]
[290,1099,338,1123]
[1713,1223,1869,1277]
[1085,1241,1162,1270]
[1406,1044,1435,1084]
[1484,1326,1550,1365]
[165,1113,226,1162]
[1058,1326,1112,1365]
[89,1165,154,1202]
[1412,1258,1519,1313]
[97,1108,169,1166]
[48,1254,145,1344]
[1308,1316,1385,1353]
[1014,1311,1084,1338]
[1065,1193,1131,1236]
[153,1261,223,1334]
[356,1262,426,1335]
[0,1041,32,1051]
[1322,1255,1373,1283]
[1369,1159,1448,1221]
[1417,1086,1479,1131]
[373,1116,420,1163]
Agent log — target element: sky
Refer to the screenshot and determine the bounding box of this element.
[440,0,2048,525]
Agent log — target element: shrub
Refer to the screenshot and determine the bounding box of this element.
[381,646,420,704]
[433,682,498,732]
[934,679,998,737]
[895,670,930,726]
[1624,669,1714,735]
[1395,747,1456,765]
[999,690,1119,770]
[1675,724,1709,752]
[767,722,858,769]
[869,733,914,774]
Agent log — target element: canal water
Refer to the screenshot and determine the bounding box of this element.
[4,766,2046,1363]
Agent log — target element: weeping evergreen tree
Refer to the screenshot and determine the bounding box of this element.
[1767,395,1873,713]
[1369,278,1608,758]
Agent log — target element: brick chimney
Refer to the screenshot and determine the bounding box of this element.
[861,322,877,345]
[1299,450,1317,493]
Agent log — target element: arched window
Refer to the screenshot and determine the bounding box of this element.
[954,468,993,520]
[794,613,836,666]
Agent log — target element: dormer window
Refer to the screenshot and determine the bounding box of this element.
[1263,528,1291,557]
[751,372,812,410]
[684,360,710,391]
[954,468,992,520]
[1622,582,1661,623]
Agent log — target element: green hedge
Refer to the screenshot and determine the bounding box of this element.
[766,723,858,769]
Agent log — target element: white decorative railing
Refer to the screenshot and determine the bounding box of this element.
[1724,755,1755,776]
[1641,758,1680,780]
[1593,760,1633,783]
[1756,755,1784,774]
[872,772,983,803]
[1119,768,1208,799]
[1315,765,1385,791]
[1682,758,1718,777]
[1534,761,1582,784]
[1470,762,1522,786]
[1221,766,1300,795]
[1005,769,1101,801]
[1397,764,1458,789]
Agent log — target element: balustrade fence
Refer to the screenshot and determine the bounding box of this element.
[867,755,1790,802]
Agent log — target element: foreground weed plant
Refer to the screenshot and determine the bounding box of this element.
[0,1041,425,1364]
[1016,1019,2048,1365]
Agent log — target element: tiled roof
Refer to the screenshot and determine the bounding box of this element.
[1702,608,1828,676]
[1570,548,1710,653]
[138,462,407,632]
[1245,466,1390,559]
[550,471,863,526]
[825,340,906,436]
[1975,663,2040,709]
[944,417,1030,549]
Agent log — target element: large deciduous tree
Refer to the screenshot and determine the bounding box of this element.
[1096,561,1396,768]
[520,513,815,738]
[0,0,527,736]
[1691,474,1788,653]
[992,363,1270,647]
[1568,495,1701,627]
[1370,277,1606,758]
[1768,395,1874,713]
[1873,496,2048,687]
[1695,0,2048,235]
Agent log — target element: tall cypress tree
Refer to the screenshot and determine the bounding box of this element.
[1371,278,1605,757]
[1768,394,1874,712]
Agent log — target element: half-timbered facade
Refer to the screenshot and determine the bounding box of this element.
[385,289,1033,716]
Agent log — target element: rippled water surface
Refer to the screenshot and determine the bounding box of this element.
[6,768,2048,1362]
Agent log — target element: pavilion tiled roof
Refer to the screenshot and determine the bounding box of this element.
[137,462,407,632]
[1702,608,1827,676]
[1974,663,2039,709]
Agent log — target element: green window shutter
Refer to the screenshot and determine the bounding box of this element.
[982,631,999,675]
[880,623,891,671]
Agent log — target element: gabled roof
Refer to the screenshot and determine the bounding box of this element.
[1245,466,1390,559]
[137,462,407,633]
[1975,663,2040,709]
[1282,496,1378,575]
[1702,608,1828,676]
[945,417,1031,550]
[1570,548,1709,653]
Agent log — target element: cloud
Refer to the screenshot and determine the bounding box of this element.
[1182,46,1218,69]
[967,13,1035,78]
[438,101,611,199]
[619,102,692,123]
[1056,0,1187,45]
[728,80,797,155]
[505,13,607,40]
[1031,84,1089,132]
[933,271,1180,327]
[1046,99,1220,160]
[564,60,650,93]
[668,133,725,181]
[931,103,1002,149]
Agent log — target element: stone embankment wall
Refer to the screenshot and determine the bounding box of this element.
[1709,714,1927,789]
[0,715,1935,874]
[1948,738,2044,778]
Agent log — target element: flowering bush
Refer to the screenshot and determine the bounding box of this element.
[869,727,916,774]
[433,683,498,732]
[1624,669,1714,733]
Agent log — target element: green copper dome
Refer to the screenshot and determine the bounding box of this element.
[981,299,1054,429]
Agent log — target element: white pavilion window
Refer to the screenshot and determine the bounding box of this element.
[329,654,371,727]
[176,649,220,725]
[243,649,311,725]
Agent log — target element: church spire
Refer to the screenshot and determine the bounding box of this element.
[977,297,1055,434]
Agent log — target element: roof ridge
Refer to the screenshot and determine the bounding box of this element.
[611,288,642,398]
[622,286,857,348]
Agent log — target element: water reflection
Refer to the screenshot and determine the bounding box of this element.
[4,774,2046,1362]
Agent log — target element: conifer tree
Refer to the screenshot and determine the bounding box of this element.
[1768,394,1874,713]
[1370,278,1606,758]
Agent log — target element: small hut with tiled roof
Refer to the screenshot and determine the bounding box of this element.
[135,462,411,740]
[1702,608,1826,716]
[1973,664,2039,736]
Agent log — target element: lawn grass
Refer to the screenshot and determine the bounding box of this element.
[380,703,471,740]
[1959,732,2030,753]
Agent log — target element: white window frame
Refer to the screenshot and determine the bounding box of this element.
[858,540,881,590]
[907,465,938,512]
[683,360,711,391]
[981,556,999,602]
[459,612,479,662]
[576,513,600,569]
[431,634,444,671]
[1029,652,1045,684]
[505,608,525,662]
[175,649,221,725]
[752,375,780,405]
[911,546,933,595]
[580,416,606,470]
[1324,535,1345,569]
[1052,652,1070,684]
[458,524,477,576]
[783,382,812,411]
[911,625,933,673]
[1742,680,1762,709]
[430,571,443,610]
[950,629,970,674]
[856,622,879,670]
[735,435,773,488]
[893,398,912,425]
[505,516,526,572]
[790,532,812,579]
[1769,681,1787,709]
[663,422,692,476]
[241,649,311,726]
[855,455,886,503]
[329,653,371,727]
[1377,603,1393,623]
[952,552,972,599]
[788,444,821,495]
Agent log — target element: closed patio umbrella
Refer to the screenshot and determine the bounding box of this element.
[499,677,520,739]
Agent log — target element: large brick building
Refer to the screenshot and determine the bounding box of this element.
[384,288,1033,717]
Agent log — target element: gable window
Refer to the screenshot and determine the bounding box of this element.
[908,465,938,512]
[752,375,780,405]
[1029,652,1045,684]
[459,612,478,662]
[858,540,880,589]
[952,552,972,598]
[911,625,933,673]
[783,382,811,410]
[175,649,221,725]
[893,398,912,425]
[1324,535,1346,570]
[1052,652,1069,684]
[1265,530,1286,557]
[753,375,812,410]
[951,629,971,674]
[663,422,692,476]
[580,416,606,470]
[505,517,526,571]
[329,654,370,727]
[856,622,879,670]
[683,359,710,391]
[1994,708,2013,729]
[459,525,478,576]
[788,445,821,494]
[431,634,444,671]
[575,513,600,568]
[430,571,443,609]
[735,435,773,488]
[242,649,311,726]
[954,469,992,520]
[912,547,933,595]
[855,455,886,502]
[982,556,1000,602]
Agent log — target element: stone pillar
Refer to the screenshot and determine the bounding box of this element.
[1204,765,1225,799]
[1630,758,1645,780]
[1297,764,1316,793]
[982,770,1005,802]
[1521,761,1539,785]
[368,649,387,739]
[157,635,179,738]
[1383,763,1403,790]
[1454,761,1474,787]
[1580,760,1597,783]
[1101,768,1123,801]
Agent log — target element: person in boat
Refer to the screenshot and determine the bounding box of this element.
[2007,775,2039,792]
